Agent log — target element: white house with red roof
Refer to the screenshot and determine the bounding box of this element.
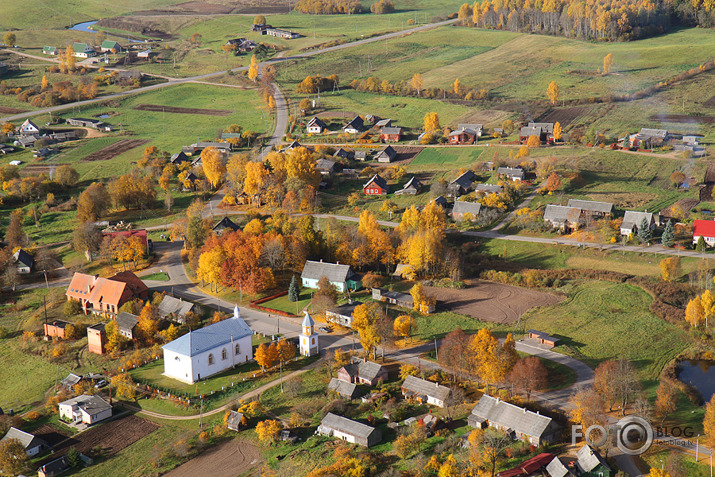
[693,220,715,246]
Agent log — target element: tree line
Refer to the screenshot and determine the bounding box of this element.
[295,0,395,14]
[348,74,489,102]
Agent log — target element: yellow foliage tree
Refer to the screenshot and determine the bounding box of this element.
[659,257,680,282]
[704,395,715,448]
[201,147,226,190]
[411,73,423,94]
[244,161,268,203]
[547,80,559,104]
[553,121,563,140]
[453,78,462,96]
[393,314,417,345]
[41,75,49,90]
[137,303,159,345]
[399,363,419,379]
[197,246,226,291]
[244,218,265,235]
[527,135,541,147]
[685,296,705,327]
[424,112,440,133]
[248,55,259,82]
[352,302,382,358]
[603,53,614,75]
[255,419,282,444]
[255,342,280,372]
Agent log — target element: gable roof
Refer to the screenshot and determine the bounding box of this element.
[21,119,39,131]
[545,457,571,477]
[520,126,542,137]
[333,147,352,159]
[528,122,554,133]
[363,174,388,191]
[567,199,613,214]
[301,260,356,283]
[101,40,121,49]
[433,196,448,207]
[170,152,191,164]
[400,176,422,191]
[497,167,524,179]
[316,158,336,172]
[116,312,138,332]
[470,395,554,439]
[213,216,239,232]
[376,145,397,160]
[158,295,195,319]
[67,273,125,306]
[402,375,451,401]
[162,316,252,357]
[622,211,653,230]
[355,360,384,381]
[307,117,326,128]
[543,205,581,224]
[453,200,482,216]
[344,116,364,130]
[43,46,57,53]
[375,118,391,127]
[320,412,376,439]
[227,410,244,427]
[328,377,359,398]
[13,248,33,268]
[474,183,503,194]
[693,219,715,238]
[328,301,363,318]
[450,170,476,189]
[575,445,611,473]
[639,128,667,139]
[60,372,82,388]
[457,123,483,133]
[497,453,555,477]
[1,427,45,450]
[60,394,111,414]
[381,127,402,135]
[72,42,92,53]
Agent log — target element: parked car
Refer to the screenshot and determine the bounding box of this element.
[94,379,108,389]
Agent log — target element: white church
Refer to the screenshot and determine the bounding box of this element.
[162,305,253,384]
[299,311,319,357]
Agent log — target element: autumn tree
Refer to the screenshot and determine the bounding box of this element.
[453,78,462,96]
[570,387,606,431]
[439,327,470,378]
[423,112,440,133]
[352,302,383,358]
[458,3,472,24]
[508,356,548,399]
[201,147,226,190]
[254,14,267,25]
[136,303,159,346]
[593,358,640,414]
[393,314,416,345]
[111,373,137,400]
[411,73,423,95]
[553,121,562,141]
[547,81,559,104]
[669,171,685,188]
[0,437,28,476]
[73,222,103,256]
[654,380,678,425]
[4,211,27,248]
[685,295,705,327]
[659,257,681,282]
[526,134,541,147]
[410,282,436,314]
[3,32,16,47]
[197,246,226,291]
[256,419,282,445]
[248,55,259,82]
[704,395,715,449]
[255,342,279,372]
[545,172,562,192]
[277,339,296,365]
[603,53,614,74]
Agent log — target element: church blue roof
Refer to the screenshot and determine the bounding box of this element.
[302,311,314,328]
[162,317,252,357]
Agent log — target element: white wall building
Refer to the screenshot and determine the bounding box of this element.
[299,311,319,357]
[162,306,253,384]
[58,394,112,425]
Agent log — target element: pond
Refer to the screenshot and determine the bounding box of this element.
[97,114,110,119]
[69,21,98,33]
[678,360,715,403]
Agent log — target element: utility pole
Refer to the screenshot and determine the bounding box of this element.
[434,338,438,361]
[199,397,204,429]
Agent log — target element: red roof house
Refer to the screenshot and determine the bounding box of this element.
[496,453,555,477]
[66,271,147,318]
[693,220,715,246]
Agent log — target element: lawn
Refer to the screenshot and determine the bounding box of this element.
[409,147,483,170]
[259,289,312,316]
[521,281,691,379]
[140,271,170,281]
[0,338,63,411]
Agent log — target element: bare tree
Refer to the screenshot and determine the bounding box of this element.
[444,386,466,420]
[480,430,511,477]
[260,238,285,271]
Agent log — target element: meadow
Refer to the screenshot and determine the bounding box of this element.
[409,147,483,171]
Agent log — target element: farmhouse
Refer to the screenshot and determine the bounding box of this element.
[328,378,360,399]
[497,453,555,477]
[334,147,353,160]
[317,413,381,447]
[100,40,122,52]
[693,220,715,246]
[44,320,70,339]
[12,248,33,274]
[316,158,337,175]
[38,456,71,477]
[301,260,361,292]
[58,394,112,425]
[567,199,613,218]
[307,116,327,134]
[162,309,253,384]
[380,127,403,143]
[447,170,476,197]
[401,375,451,407]
[545,456,574,477]
[452,200,482,221]
[620,211,655,236]
[623,128,669,149]
[543,204,581,230]
[212,216,240,235]
[20,119,40,136]
[343,116,364,134]
[157,295,195,324]
[474,183,503,195]
[66,272,148,317]
[497,167,525,181]
[170,152,191,166]
[468,395,559,446]
[263,28,300,39]
[363,174,389,195]
[326,300,363,327]
[137,49,152,59]
[1,427,48,457]
[575,445,612,477]
[226,410,245,431]
[375,145,397,163]
[520,122,555,144]
[338,359,387,386]
[116,312,138,339]
[433,196,448,209]
[72,42,96,58]
[448,124,482,144]
[394,176,422,195]
[354,150,367,161]
[87,323,107,355]
[14,135,40,148]
[527,329,560,348]
[42,46,58,55]
[66,118,112,131]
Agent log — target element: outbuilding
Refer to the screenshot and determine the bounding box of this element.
[317,412,381,447]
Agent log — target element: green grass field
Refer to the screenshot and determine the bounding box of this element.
[521,281,690,379]
[0,339,63,411]
[259,289,311,316]
[409,147,483,170]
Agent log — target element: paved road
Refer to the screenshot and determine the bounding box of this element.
[0,19,456,123]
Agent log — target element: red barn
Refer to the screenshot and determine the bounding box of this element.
[693,220,715,247]
[380,127,402,143]
[363,174,388,196]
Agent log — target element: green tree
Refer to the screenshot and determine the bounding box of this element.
[66,448,81,468]
[288,275,299,302]
[3,32,16,47]
[637,217,652,244]
[661,220,675,247]
[697,236,707,253]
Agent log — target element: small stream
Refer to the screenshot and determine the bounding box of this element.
[678,360,715,403]
[69,21,98,33]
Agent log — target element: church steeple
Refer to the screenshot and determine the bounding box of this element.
[299,311,318,357]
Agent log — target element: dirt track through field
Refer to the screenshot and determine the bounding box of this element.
[134,103,233,116]
[82,139,149,161]
[165,439,263,477]
[425,279,562,324]
[0,106,27,114]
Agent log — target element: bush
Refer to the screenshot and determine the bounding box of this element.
[63,300,81,317]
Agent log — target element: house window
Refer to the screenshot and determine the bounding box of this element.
[235,343,240,355]
[208,353,214,365]
[222,348,227,360]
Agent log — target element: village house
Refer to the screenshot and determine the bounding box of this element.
[380,127,403,143]
[225,38,256,53]
[343,116,364,134]
[263,27,300,39]
[87,323,107,355]
[12,248,33,274]
[157,295,196,323]
[162,307,253,384]
[497,167,525,181]
[116,312,138,339]
[44,320,70,339]
[527,330,560,348]
[693,220,715,246]
[60,373,82,390]
[20,119,41,136]
[72,42,96,58]
[338,359,388,386]
[307,117,327,134]
[363,173,389,196]
[375,118,391,128]
[468,395,559,446]
[474,183,503,195]
[567,199,613,218]
[545,456,575,477]
[1,427,48,457]
[212,216,240,235]
[354,150,367,161]
[301,260,361,292]
[170,151,192,166]
[333,147,353,160]
[100,40,122,52]
[137,49,152,59]
[328,378,360,399]
[38,456,71,477]
[575,445,612,477]
[317,413,382,447]
[452,200,482,221]
[448,123,482,145]
[543,204,581,230]
[316,158,337,176]
[58,394,112,425]
[282,140,303,152]
[621,128,669,149]
[433,196,448,209]
[375,145,397,163]
[519,122,555,144]
[42,46,58,55]
[447,170,476,198]
[326,300,363,327]
[66,271,148,318]
[394,176,422,195]
[182,141,232,156]
[66,118,112,131]
[14,135,40,148]
[497,453,555,477]
[620,211,655,236]
[226,410,245,431]
[401,375,451,407]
